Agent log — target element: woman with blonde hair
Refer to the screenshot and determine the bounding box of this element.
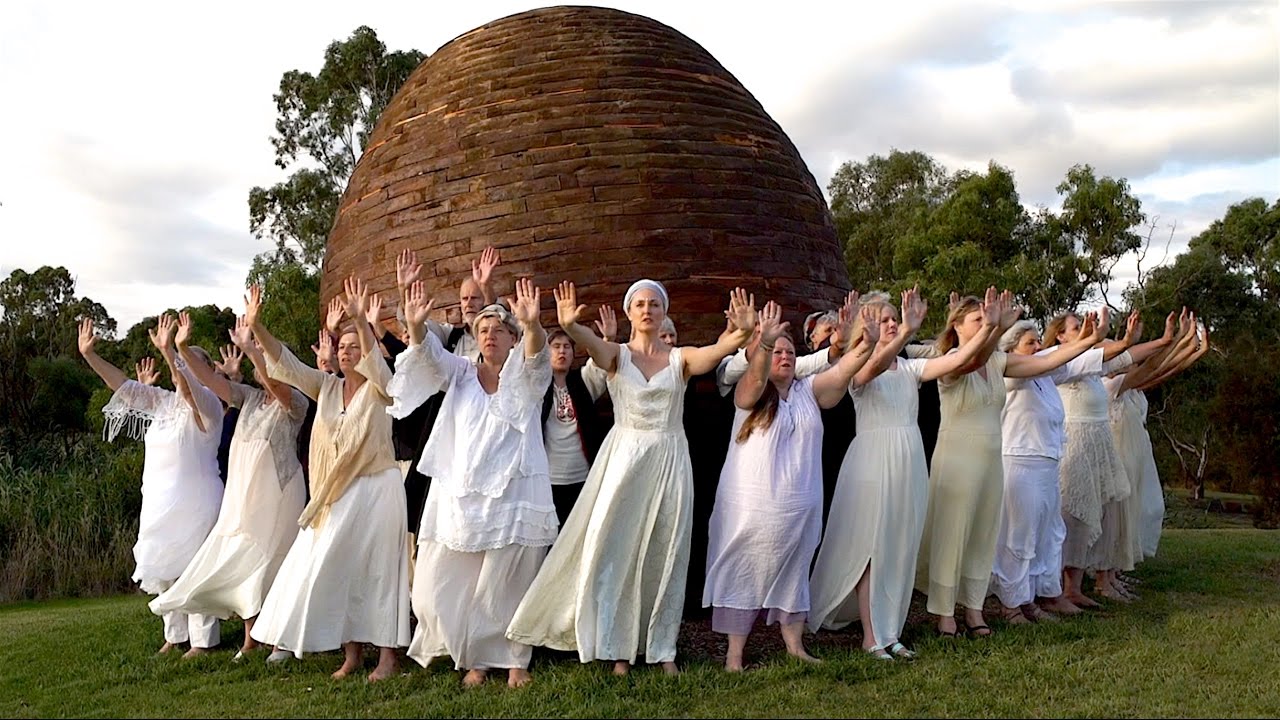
[508,280,756,676]
[916,289,1105,638]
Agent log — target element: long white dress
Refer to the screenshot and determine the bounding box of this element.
[101,364,225,646]
[703,376,824,623]
[808,358,929,650]
[150,384,308,621]
[507,346,692,665]
[250,348,410,655]
[1103,377,1157,565]
[387,335,557,670]
[1058,375,1130,570]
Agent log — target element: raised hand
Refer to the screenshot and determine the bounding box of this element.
[1161,310,1178,342]
[229,315,254,349]
[149,314,177,353]
[594,305,618,342]
[403,281,436,327]
[554,281,588,328]
[948,291,962,312]
[343,276,369,321]
[78,318,98,357]
[901,286,927,331]
[980,286,1001,327]
[1079,311,1098,341]
[135,357,159,385]
[998,290,1022,328]
[1122,309,1142,345]
[244,285,263,328]
[365,292,383,329]
[396,247,423,290]
[858,304,881,346]
[176,311,195,349]
[829,290,861,351]
[726,287,758,336]
[313,329,335,373]
[758,301,790,348]
[218,344,244,379]
[511,277,541,327]
[325,295,345,336]
[472,246,500,287]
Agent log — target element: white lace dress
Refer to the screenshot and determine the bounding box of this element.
[387,335,557,670]
[507,346,692,665]
[150,384,308,621]
[703,376,824,622]
[1058,375,1130,569]
[808,358,929,650]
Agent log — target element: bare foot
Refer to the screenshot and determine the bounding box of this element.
[156,642,178,656]
[1040,596,1083,615]
[612,661,630,676]
[1001,607,1031,625]
[1098,586,1133,603]
[462,669,488,688]
[786,648,822,664]
[661,661,680,676]
[1064,593,1101,609]
[725,659,745,673]
[331,660,360,680]
[508,668,532,688]
[369,658,400,682]
[240,639,261,654]
[182,647,211,659]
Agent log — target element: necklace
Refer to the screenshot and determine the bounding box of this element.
[553,384,576,422]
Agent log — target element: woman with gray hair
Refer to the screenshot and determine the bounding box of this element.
[990,312,1134,623]
[388,279,553,689]
[509,279,757,676]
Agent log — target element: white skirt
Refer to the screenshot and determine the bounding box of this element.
[250,467,410,654]
[150,439,305,619]
[409,541,546,670]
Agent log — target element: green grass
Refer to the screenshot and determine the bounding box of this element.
[2,530,1278,718]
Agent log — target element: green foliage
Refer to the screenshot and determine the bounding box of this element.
[829,153,1141,331]
[0,266,116,440]
[1188,197,1280,304]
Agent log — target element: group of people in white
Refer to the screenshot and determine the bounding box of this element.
[75,246,1209,686]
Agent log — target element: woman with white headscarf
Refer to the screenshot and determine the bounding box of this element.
[508,279,756,676]
[388,279,554,689]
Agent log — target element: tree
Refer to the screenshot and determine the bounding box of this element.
[248,26,426,274]
[1187,197,1280,305]
[0,267,115,444]
[1055,164,1145,309]
[245,27,425,359]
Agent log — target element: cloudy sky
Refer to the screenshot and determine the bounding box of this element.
[1,0,1276,330]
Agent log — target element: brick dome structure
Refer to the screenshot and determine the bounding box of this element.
[320,5,849,340]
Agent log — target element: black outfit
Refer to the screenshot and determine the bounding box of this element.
[540,368,611,525]
[216,407,239,485]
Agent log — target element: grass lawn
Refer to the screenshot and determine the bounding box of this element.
[2,529,1278,718]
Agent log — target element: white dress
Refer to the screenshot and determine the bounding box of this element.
[1104,378,1158,565]
[387,335,557,670]
[101,367,225,646]
[703,376,824,618]
[808,358,929,649]
[507,346,692,665]
[150,384,308,621]
[1059,375,1130,570]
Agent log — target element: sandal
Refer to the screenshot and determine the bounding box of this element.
[1001,606,1030,625]
[865,647,894,662]
[887,642,917,659]
[1021,603,1058,623]
[965,623,993,638]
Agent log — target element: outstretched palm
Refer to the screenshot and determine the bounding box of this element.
[149,315,176,352]
[726,287,758,336]
[229,315,254,349]
[397,248,422,290]
[244,285,263,327]
[554,281,587,328]
[403,281,435,327]
[343,276,368,320]
[175,311,193,347]
[77,318,97,357]
[511,277,541,326]
[901,286,927,331]
[759,301,790,347]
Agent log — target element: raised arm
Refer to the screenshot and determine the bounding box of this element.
[813,300,878,408]
[229,315,292,410]
[134,357,160,386]
[342,276,378,362]
[556,281,620,373]
[852,286,925,388]
[1134,322,1208,392]
[472,246,500,305]
[402,280,437,346]
[244,284,283,363]
[151,314,207,434]
[594,304,618,343]
[510,277,548,357]
[175,311,232,404]
[1004,311,1103,379]
[78,318,128,391]
[734,301,788,410]
[926,290,1002,383]
[683,287,756,379]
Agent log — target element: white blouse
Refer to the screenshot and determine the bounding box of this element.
[1002,349,1132,460]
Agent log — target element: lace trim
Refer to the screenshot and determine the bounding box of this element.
[1060,420,1130,545]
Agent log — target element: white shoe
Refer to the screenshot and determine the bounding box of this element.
[266,649,293,664]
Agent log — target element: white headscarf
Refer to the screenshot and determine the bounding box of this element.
[624,279,669,312]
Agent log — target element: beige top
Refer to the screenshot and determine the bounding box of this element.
[267,344,396,529]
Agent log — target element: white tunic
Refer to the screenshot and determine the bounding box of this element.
[507,346,692,665]
[1002,349,1132,460]
[703,376,824,615]
[715,347,831,396]
[388,335,557,551]
[150,384,308,620]
[808,358,928,649]
[102,367,224,594]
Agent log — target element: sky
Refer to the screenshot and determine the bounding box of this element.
[1,0,1276,331]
